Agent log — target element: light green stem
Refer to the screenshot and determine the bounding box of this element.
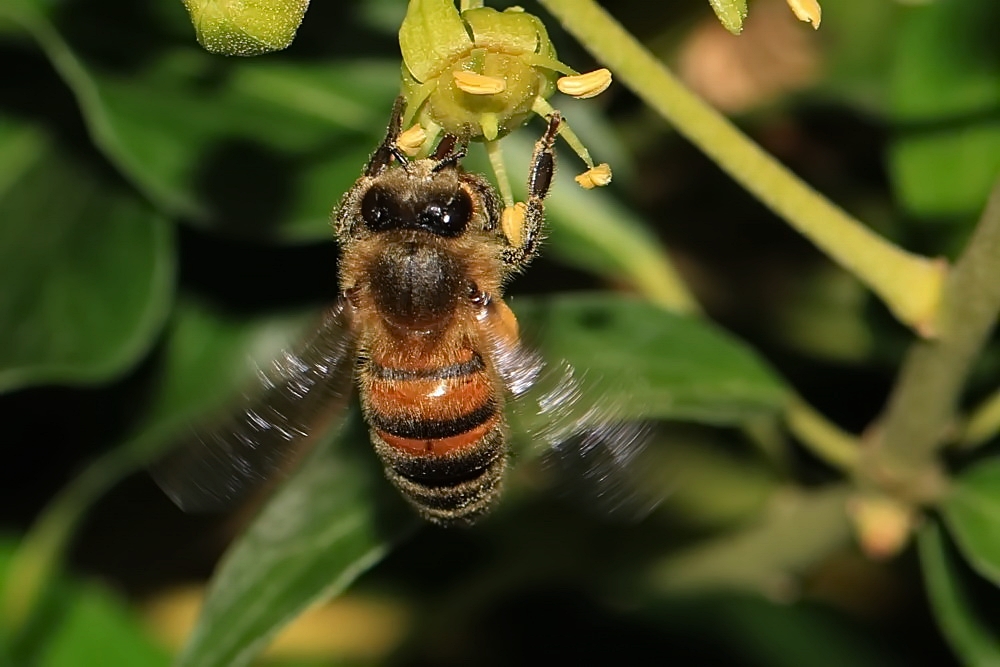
[785,396,860,471]
[484,139,514,207]
[538,0,947,336]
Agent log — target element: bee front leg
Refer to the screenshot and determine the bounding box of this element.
[501,113,561,270]
[364,96,407,177]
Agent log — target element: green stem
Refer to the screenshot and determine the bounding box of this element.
[871,180,1000,499]
[785,396,860,471]
[649,485,853,596]
[484,139,514,207]
[537,0,947,336]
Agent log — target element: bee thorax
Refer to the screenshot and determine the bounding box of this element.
[369,241,465,331]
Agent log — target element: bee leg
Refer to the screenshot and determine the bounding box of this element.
[364,96,408,177]
[501,113,561,270]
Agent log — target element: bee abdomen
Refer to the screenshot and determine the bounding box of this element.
[362,351,508,525]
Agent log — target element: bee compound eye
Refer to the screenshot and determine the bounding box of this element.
[418,189,472,237]
[360,184,394,232]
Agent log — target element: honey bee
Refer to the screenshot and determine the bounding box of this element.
[154,98,649,526]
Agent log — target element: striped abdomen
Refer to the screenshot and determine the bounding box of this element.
[360,346,507,526]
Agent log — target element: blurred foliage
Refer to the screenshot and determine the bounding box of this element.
[0,0,999,666]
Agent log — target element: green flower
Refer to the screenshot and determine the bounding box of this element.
[398,0,614,202]
[399,2,571,141]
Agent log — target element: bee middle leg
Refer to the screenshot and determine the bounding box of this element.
[501,113,561,270]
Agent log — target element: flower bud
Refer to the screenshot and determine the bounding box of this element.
[182,0,309,56]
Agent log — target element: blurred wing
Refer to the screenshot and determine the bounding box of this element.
[151,299,358,512]
[478,300,659,520]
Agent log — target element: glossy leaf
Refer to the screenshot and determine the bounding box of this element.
[0,537,169,667]
[98,54,398,241]
[8,0,399,240]
[136,302,414,667]
[942,459,1000,586]
[174,413,418,667]
[512,293,788,424]
[918,521,1000,665]
[0,299,321,648]
[888,0,1000,219]
[0,119,174,393]
[36,581,171,667]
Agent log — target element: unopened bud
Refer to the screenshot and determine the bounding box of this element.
[847,494,915,560]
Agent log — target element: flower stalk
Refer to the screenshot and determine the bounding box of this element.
[538,0,948,337]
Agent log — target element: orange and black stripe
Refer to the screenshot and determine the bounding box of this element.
[360,348,507,526]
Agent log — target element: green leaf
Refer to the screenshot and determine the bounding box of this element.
[0,298,320,645]
[918,520,1000,665]
[0,537,170,667]
[175,413,417,667]
[182,0,309,56]
[99,55,399,241]
[128,301,413,667]
[0,2,202,217]
[890,1,1000,121]
[942,459,1000,586]
[36,581,171,667]
[512,293,788,424]
[889,123,1000,220]
[888,0,1000,219]
[0,118,174,393]
[8,0,400,241]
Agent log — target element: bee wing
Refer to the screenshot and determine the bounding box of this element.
[151,299,358,512]
[479,301,659,520]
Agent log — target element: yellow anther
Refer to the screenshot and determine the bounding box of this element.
[452,70,507,95]
[556,68,613,99]
[786,0,821,29]
[396,124,427,156]
[574,163,612,189]
[501,203,527,247]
